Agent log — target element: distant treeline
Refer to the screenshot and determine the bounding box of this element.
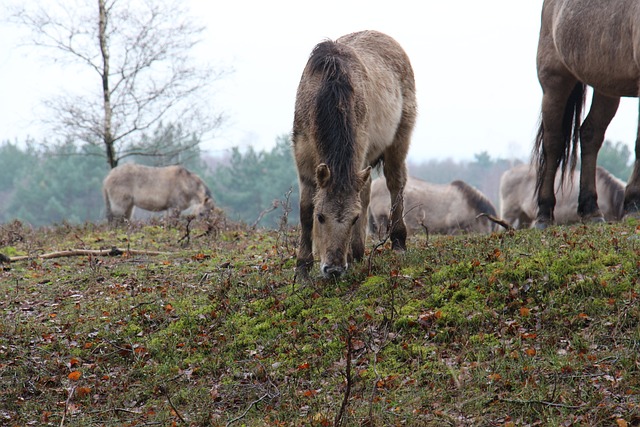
[0,133,632,228]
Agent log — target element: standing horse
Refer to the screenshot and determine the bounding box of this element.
[293,30,416,279]
[533,0,640,227]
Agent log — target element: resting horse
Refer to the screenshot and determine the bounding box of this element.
[500,164,625,229]
[533,0,640,227]
[102,163,215,223]
[292,30,416,279]
[369,176,497,236]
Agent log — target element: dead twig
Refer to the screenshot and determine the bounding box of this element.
[59,385,77,427]
[335,327,354,427]
[226,393,269,427]
[162,387,187,425]
[177,216,194,247]
[251,200,279,229]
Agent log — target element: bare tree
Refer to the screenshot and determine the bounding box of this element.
[9,0,227,168]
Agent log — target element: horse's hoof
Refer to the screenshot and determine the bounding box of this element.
[295,263,313,283]
[532,220,550,230]
[587,216,606,224]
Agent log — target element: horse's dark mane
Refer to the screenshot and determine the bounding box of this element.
[308,40,358,190]
[451,180,497,216]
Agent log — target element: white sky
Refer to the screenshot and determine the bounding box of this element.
[1,0,638,162]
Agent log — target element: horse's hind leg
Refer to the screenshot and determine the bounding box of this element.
[535,75,581,227]
[382,144,409,251]
[623,99,640,217]
[578,92,619,222]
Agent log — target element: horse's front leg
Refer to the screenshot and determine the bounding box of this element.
[296,181,315,281]
[350,176,372,262]
[578,92,619,222]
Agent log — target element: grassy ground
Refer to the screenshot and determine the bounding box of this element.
[1,217,639,426]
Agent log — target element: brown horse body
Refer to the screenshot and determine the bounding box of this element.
[292,30,416,279]
[369,176,497,236]
[103,163,215,223]
[533,0,640,227]
[501,164,625,229]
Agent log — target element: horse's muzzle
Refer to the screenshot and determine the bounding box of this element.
[321,263,347,279]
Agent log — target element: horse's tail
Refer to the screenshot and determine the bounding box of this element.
[103,185,113,223]
[533,82,586,197]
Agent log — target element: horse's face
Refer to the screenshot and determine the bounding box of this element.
[312,164,370,279]
[193,196,216,219]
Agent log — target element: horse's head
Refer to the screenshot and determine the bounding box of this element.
[312,163,371,279]
[192,187,216,219]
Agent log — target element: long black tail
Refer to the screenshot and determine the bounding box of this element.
[533,82,585,197]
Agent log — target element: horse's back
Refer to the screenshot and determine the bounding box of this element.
[370,176,494,235]
[293,30,416,173]
[340,31,416,162]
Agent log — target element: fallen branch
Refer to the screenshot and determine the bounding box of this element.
[3,247,169,263]
[497,397,584,410]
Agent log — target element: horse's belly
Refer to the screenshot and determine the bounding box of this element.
[132,193,171,212]
[572,69,639,97]
[365,92,404,163]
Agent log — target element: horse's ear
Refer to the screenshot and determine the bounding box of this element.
[357,166,372,189]
[316,164,331,188]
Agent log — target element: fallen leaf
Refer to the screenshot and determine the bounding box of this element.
[76,386,91,398]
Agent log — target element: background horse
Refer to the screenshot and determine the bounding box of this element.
[533,0,640,227]
[501,164,625,229]
[369,176,497,236]
[293,30,416,279]
[103,164,215,223]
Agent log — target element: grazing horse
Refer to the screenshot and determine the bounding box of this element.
[103,163,215,223]
[369,176,497,236]
[533,0,640,227]
[292,30,416,279]
[500,164,625,229]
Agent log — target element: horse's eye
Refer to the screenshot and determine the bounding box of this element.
[317,214,325,224]
[351,215,360,226]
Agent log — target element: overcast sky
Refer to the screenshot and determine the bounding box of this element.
[1,0,638,162]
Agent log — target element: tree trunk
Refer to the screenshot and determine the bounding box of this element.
[98,0,117,168]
